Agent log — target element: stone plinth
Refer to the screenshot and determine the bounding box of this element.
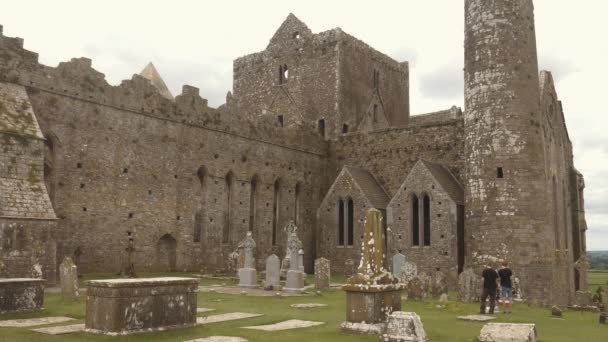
[478,323,537,342]
[0,278,45,313]
[381,311,427,342]
[84,277,198,335]
[341,283,404,334]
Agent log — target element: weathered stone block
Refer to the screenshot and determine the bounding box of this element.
[59,257,79,299]
[314,257,330,289]
[381,311,427,342]
[0,278,44,313]
[478,323,537,342]
[84,277,198,335]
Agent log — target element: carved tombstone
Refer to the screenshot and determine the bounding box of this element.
[407,275,427,301]
[458,268,479,302]
[284,232,305,293]
[265,254,280,290]
[401,261,418,285]
[314,257,330,289]
[59,257,79,299]
[280,221,299,278]
[238,232,257,288]
[392,253,406,280]
[431,271,449,298]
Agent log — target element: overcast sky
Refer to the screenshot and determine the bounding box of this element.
[1,0,606,250]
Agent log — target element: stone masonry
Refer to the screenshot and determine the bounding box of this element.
[0,0,588,305]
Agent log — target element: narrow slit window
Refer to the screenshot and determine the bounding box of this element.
[497,167,504,179]
[423,194,431,246]
[338,199,345,246]
[347,198,354,246]
[412,195,420,246]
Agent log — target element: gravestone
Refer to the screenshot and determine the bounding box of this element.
[238,232,257,288]
[478,323,537,342]
[344,259,356,278]
[265,254,280,290]
[297,249,305,274]
[551,306,562,317]
[400,261,418,285]
[341,209,404,335]
[431,271,448,298]
[280,221,299,279]
[284,233,305,293]
[314,257,330,289]
[458,268,479,302]
[392,253,406,280]
[512,277,523,300]
[407,276,427,301]
[59,257,79,299]
[0,279,45,313]
[381,311,427,342]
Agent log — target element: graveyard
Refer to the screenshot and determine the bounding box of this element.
[0,273,606,341]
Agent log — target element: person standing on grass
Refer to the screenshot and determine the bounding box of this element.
[480,264,499,314]
[498,261,513,314]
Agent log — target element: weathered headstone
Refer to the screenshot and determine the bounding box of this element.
[512,276,523,300]
[458,268,479,302]
[431,271,448,298]
[265,254,280,290]
[478,323,537,342]
[314,257,330,289]
[238,232,257,288]
[59,257,79,299]
[400,261,418,285]
[439,293,449,302]
[381,311,427,342]
[392,253,406,280]
[284,233,304,293]
[344,259,356,278]
[551,306,562,317]
[600,312,606,325]
[406,276,427,301]
[0,279,45,313]
[280,221,299,279]
[341,209,404,335]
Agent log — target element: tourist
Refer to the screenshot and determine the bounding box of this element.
[480,264,499,314]
[498,261,513,314]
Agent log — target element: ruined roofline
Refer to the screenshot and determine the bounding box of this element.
[0,25,328,157]
[233,16,408,74]
[539,70,572,144]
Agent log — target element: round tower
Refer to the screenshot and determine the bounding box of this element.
[464,0,552,303]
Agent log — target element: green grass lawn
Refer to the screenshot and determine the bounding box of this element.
[588,270,608,293]
[0,273,606,342]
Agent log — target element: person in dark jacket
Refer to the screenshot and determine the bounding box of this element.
[480,264,499,314]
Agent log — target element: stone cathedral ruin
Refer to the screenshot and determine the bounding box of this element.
[0,0,588,306]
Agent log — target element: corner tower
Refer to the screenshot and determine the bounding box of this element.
[464,0,553,303]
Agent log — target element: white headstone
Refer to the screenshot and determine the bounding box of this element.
[382,311,427,342]
[59,257,79,299]
[238,232,257,288]
[392,253,406,280]
[265,254,280,289]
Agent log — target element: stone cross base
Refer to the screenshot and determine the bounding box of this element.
[0,278,45,313]
[84,277,198,335]
[283,270,304,293]
[238,268,258,288]
[343,285,403,326]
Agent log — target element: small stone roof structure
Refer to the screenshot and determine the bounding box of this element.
[139,62,173,100]
[418,160,464,204]
[343,166,390,209]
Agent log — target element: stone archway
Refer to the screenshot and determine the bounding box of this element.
[156,234,177,272]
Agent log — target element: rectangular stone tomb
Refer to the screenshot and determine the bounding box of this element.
[0,278,45,313]
[84,277,198,335]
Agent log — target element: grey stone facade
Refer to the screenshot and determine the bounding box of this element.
[0,0,588,305]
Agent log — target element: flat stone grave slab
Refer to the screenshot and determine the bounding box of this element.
[31,323,85,335]
[197,308,216,313]
[0,316,75,328]
[196,312,263,325]
[457,315,497,322]
[0,278,45,313]
[185,337,249,342]
[85,277,198,335]
[199,286,307,297]
[290,303,328,309]
[479,323,537,342]
[242,319,324,331]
